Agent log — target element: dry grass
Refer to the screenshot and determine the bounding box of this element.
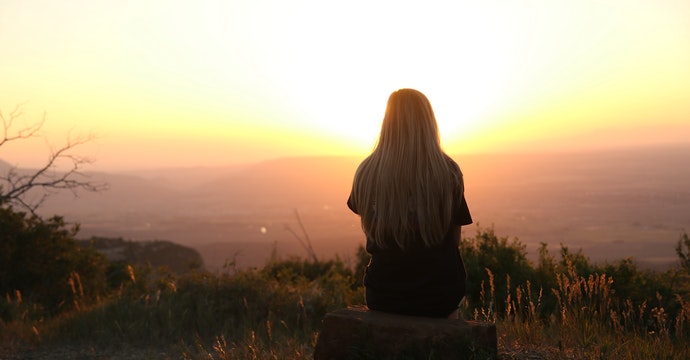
[2,243,689,359]
[465,262,690,359]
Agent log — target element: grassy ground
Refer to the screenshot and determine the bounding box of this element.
[3,233,690,359]
[3,268,689,359]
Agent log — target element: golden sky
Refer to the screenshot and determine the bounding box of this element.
[1,0,689,170]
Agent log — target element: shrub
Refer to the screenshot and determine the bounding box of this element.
[460,227,535,315]
[0,206,108,318]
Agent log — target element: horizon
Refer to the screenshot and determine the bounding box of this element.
[3,141,690,173]
[2,1,689,171]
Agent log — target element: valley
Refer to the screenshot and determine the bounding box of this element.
[29,144,690,271]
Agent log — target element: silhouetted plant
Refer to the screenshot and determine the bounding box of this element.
[261,257,353,284]
[352,244,371,290]
[600,258,653,304]
[559,244,594,276]
[0,205,108,318]
[0,104,107,214]
[460,226,535,313]
[677,232,690,274]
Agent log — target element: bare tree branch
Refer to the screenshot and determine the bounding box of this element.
[0,104,108,214]
[0,103,45,148]
[284,209,318,262]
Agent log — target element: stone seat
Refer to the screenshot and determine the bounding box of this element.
[314,306,497,360]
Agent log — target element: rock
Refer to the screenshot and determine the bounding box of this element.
[314,306,497,360]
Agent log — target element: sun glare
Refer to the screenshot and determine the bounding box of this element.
[1,0,689,169]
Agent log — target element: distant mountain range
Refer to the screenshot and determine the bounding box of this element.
[3,144,690,270]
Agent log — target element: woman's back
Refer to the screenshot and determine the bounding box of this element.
[348,89,472,318]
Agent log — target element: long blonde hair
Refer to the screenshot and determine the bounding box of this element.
[351,88,461,249]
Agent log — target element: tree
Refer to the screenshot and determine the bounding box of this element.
[0,103,107,213]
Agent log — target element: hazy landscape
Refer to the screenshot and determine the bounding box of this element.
[19,143,690,271]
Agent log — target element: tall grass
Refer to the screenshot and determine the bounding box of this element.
[469,261,690,359]
[2,229,690,359]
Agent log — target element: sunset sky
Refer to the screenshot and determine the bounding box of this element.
[1,0,689,170]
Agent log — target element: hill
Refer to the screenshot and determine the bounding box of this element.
[77,237,204,274]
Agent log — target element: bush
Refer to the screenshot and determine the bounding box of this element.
[0,206,108,318]
[459,227,690,326]
[460,227,535,314]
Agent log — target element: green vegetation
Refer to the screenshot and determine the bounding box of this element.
[1,204,689,359]
[0,206,108,319]
[461,228,690,359]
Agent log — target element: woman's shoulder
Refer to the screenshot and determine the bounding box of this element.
[355,155,375,173]
[443,154,463,176]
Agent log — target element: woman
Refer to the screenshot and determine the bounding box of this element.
[347,88,472,319]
